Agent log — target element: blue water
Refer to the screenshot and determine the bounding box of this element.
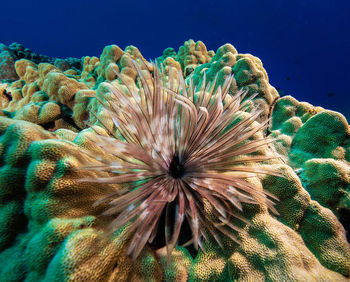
[1,0,349,118]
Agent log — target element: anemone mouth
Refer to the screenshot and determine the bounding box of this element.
[79,56,282,261]
[168,153,185,179]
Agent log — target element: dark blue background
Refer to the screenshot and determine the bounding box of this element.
[1,0,349,118]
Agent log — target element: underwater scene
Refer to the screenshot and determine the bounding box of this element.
[0,0,349,281]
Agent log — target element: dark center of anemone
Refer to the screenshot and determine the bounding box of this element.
[168,154,185,178]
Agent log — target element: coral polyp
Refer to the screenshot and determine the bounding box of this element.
[79,58,281,260]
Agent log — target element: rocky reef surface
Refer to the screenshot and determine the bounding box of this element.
[0,40,349,281]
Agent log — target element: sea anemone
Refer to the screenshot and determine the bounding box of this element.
[80,58,280,260]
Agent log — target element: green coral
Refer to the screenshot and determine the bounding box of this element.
[271,95,350,245]
[291,111,349,165]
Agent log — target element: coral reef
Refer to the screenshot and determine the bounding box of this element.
[0,43,81,81]
[270,96,350,237]
[0,40,349,281]
[0,46,18,81]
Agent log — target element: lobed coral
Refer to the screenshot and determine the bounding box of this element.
[0,42,81,79]
[0,40,349,281]
[270,96,350,238]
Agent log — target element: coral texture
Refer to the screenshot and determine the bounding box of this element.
[0,45,18,80]
[0,40,349,281]
[0,42,81,77]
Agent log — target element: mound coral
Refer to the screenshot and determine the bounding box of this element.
[0,40,349,281]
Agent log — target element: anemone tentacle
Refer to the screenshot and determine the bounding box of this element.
[80,57,281,260]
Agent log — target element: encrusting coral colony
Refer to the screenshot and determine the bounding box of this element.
[0,40,349,281]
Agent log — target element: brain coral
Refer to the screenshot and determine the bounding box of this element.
[0,40,349,281]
